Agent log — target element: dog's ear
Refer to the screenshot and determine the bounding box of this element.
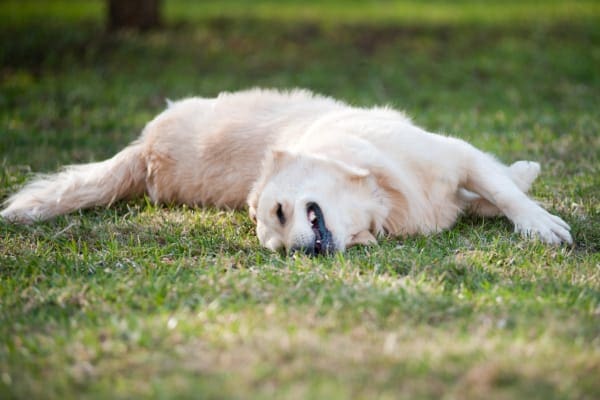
[248,205,257,223]
[348,230,378,246]
[331,159,370,181]
[247,186,260,224]
[247,149,292,223]
[270,149,296,169]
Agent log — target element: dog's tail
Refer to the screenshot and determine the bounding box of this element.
[1,143,147,223]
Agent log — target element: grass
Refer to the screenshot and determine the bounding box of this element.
[1,1,599,399]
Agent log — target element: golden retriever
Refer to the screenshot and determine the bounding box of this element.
[1,89,572,254]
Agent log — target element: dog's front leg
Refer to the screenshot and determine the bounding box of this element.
[459,160,542,217]
[461,146,572,245]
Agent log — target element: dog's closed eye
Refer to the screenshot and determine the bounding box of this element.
[276,203,286,225]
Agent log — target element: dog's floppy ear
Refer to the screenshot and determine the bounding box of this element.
[247,184,261,224]
[271,149,295,168]
[311,153,369,180]
[334,160,370,180]
[325,158,370,182]
[247,149,293,222]
[248,204,258,223]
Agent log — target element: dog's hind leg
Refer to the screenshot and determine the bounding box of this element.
[460,147,571,244]
[459,160,541,217]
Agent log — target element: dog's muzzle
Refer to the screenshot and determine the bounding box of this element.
[291,202,335,256]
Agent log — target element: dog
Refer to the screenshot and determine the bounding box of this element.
[0,88,572,254]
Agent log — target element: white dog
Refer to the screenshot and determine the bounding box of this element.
[1,89,572,254]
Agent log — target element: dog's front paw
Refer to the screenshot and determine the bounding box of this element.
[509,161,541,192]
[513,207,572,245]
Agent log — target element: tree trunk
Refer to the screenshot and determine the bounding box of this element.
[107,0,162,31]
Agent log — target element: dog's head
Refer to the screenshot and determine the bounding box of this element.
[247,150,388,255]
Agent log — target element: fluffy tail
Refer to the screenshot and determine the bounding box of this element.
[1,143,146,223]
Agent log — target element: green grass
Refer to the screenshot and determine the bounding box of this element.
[1,1,599,399]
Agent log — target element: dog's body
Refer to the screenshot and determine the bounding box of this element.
[1,88,572,253]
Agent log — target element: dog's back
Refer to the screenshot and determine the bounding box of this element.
[1,89,345,221]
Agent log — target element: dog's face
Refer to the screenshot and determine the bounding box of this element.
[248,150,384,255]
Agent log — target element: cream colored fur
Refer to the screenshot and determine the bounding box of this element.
[1,88,572,251]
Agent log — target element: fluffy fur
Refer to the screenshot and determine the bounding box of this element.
[1,88,572,252]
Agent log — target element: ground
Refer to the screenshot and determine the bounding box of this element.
[0,1,599,399]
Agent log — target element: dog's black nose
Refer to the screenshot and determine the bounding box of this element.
[306,202,335,256]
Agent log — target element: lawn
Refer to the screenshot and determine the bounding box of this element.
[1,1,599,399]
